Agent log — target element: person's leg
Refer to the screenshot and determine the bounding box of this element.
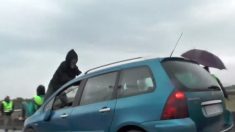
[21,102,27,120]
[8,115,11,132]
[3,115,10,132]
[3,115,7,132]
[224,109,233,126]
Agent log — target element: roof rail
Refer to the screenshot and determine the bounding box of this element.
[85,57,143,74]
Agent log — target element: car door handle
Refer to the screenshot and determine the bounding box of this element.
[34,123,39,126]
[99,107,111,113]
[60,113,69,118]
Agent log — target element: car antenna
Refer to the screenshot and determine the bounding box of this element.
[170,32,183,57]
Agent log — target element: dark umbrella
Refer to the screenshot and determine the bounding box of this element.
[181,49,226,70]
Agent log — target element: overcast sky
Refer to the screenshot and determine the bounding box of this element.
[0,0,235,99]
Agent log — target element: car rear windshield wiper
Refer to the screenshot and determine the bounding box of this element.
[208,85,221,91]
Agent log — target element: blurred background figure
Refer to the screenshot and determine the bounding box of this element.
[182,49,232,126]
[34,85,46,110]
[1,96,14,132]
[44,49,82,101]
[21,85,45,120]
[182,49,228,98]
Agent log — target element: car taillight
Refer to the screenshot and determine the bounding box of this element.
[161,90,189,120]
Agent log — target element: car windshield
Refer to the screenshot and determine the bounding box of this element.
[162,60,220,91]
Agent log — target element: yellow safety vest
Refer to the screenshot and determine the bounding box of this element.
[2,101,13,113]
[33,95,44,106]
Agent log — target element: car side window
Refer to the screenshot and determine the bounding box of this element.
[118,67,155,97]
[44,98,54,111]
[52,82,80,111]
[80,72,117,105]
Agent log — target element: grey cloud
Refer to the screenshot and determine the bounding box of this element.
[0,0,235,98]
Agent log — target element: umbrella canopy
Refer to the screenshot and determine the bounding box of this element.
[181,49,226,70]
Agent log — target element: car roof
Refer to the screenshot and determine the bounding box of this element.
[84,56,161,76]
[47,56,195,102]
[76,56,196,80]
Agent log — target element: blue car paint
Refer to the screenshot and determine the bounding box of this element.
[69,100,117,131]
[24,57,234,132]
[142,118,197,132]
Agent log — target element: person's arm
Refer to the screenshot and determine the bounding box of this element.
[10,102,14,115]
[21,102,26,119]
[74,66,82,76]
[57,64,81,84]
[56,63,74,84]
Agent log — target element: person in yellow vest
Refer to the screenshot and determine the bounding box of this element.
[21,85,45,120]
[1,96,14,132]
[33,85,45,111]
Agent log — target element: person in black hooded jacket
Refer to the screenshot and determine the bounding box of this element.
[44,49,82,101]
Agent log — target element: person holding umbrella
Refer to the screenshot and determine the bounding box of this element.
[182,49,232,126]
[182,49,228,98]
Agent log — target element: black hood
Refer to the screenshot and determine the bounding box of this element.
[37,85,45,96]
[65,49,78,64]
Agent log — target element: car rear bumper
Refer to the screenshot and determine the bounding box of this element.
[142,118,197,132]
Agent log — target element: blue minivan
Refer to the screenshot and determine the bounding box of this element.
[24,57,234,132]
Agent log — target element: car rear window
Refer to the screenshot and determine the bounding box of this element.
[162,60,220,91]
